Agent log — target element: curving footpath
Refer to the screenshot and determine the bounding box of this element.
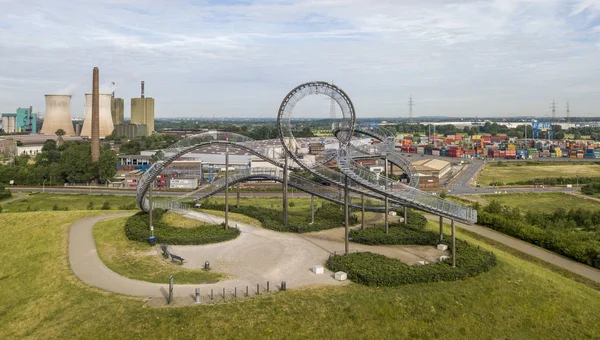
[426,214,600,283]
[69,212,445,298]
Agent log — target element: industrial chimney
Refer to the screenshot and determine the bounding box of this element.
[91,67,100,163]
[141,81,145,98]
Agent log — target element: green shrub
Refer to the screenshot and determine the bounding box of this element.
[87,201,94,210]
[124,209,240,245]
[199,201,354,233]
[118,202,138,210]
[101,201,111,210]
[327,242,496,287]
[0,185,11,200]
[52,203,59,211]
[478,202,600,268]
[288,201,295,208]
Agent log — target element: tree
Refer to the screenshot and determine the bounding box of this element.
[60,143,94,183]
[55,129,66,137]
[98,149,118,183]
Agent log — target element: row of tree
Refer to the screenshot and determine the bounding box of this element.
[0,140,117,186]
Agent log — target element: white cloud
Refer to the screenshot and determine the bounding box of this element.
[0,0,598,118]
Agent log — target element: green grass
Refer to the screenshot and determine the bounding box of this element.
[2,193,138,212]
[2,210,600,338]
[162,211,209,228]
[477,162,600,186]
[93,216,224,284]
[461,192,600,214]
[201,196,380,225]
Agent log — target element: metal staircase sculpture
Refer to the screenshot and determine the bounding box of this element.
[137,82,477,224]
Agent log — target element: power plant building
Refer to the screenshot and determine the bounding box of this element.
[131,98,154,136]
[41,95,76,136]
[130,81,154,136]
[111,97,124,125]
[81,93,114,138]
[1,107,37,134]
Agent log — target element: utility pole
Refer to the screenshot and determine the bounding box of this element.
[551,100,557,120]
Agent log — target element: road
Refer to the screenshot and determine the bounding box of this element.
[445,160,579,195]
[425,214,600,283]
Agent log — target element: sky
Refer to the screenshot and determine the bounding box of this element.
[0,0,599,119]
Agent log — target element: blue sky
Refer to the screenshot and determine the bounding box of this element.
[0,0,599,119]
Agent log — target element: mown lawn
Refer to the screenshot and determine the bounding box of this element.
[93,216,224,284]
[1,209,600,339]
[201,196,384,226]
[460,192,600,214]
[477,162,600,186]
[2,193,138,212]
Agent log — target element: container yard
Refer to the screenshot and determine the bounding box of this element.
[390,133,600,160]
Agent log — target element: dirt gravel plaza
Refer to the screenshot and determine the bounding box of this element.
[171,210,448,288]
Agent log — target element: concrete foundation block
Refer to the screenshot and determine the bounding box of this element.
[417,260,428,265]
[439,255,451,262]
[388,211,397,216]
[335,271,347,281]
[312,265,324,274]
[437,244,448,251]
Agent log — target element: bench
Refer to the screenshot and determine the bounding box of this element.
[170,254,185,263]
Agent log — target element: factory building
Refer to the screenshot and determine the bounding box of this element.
[411,159,452,189]
[40,95,76,136]
[114,123,148,139]
[111,97,124,125]
[81,93,114,138]
[1,107,37,134]
[130,81,154,136]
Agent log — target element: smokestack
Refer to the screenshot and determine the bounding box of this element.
[141,81,145,98]
[91,67,100,163]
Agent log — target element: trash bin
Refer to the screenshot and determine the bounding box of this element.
[148,236,156,246]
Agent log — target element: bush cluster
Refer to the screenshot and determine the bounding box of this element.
[510,176,599,186]
[124,209,240,245]
[327,243,496,286]
[333,210,497,286]
[199,201,356,233]
[0,185,12,200]
[582,182,600,196]
[478,200,600,268]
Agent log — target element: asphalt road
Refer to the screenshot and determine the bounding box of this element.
[444,160,579,195]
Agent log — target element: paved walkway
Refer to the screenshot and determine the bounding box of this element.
[69,212,445,299]
[0,193,27,205]
[426,214,600,283]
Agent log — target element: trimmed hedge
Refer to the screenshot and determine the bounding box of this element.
[327,242,497,286]
[336,210,497,286]
[125,209,240,245]
[350,208,429,245]
[350,225,439,246]
[198,201,357,233]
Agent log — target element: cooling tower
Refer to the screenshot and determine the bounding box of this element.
[41,95,76,136]
[81,93,114,138]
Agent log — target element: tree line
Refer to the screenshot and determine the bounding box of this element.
[0,140,117,186]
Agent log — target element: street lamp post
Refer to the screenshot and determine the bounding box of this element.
[43,179,47,193]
